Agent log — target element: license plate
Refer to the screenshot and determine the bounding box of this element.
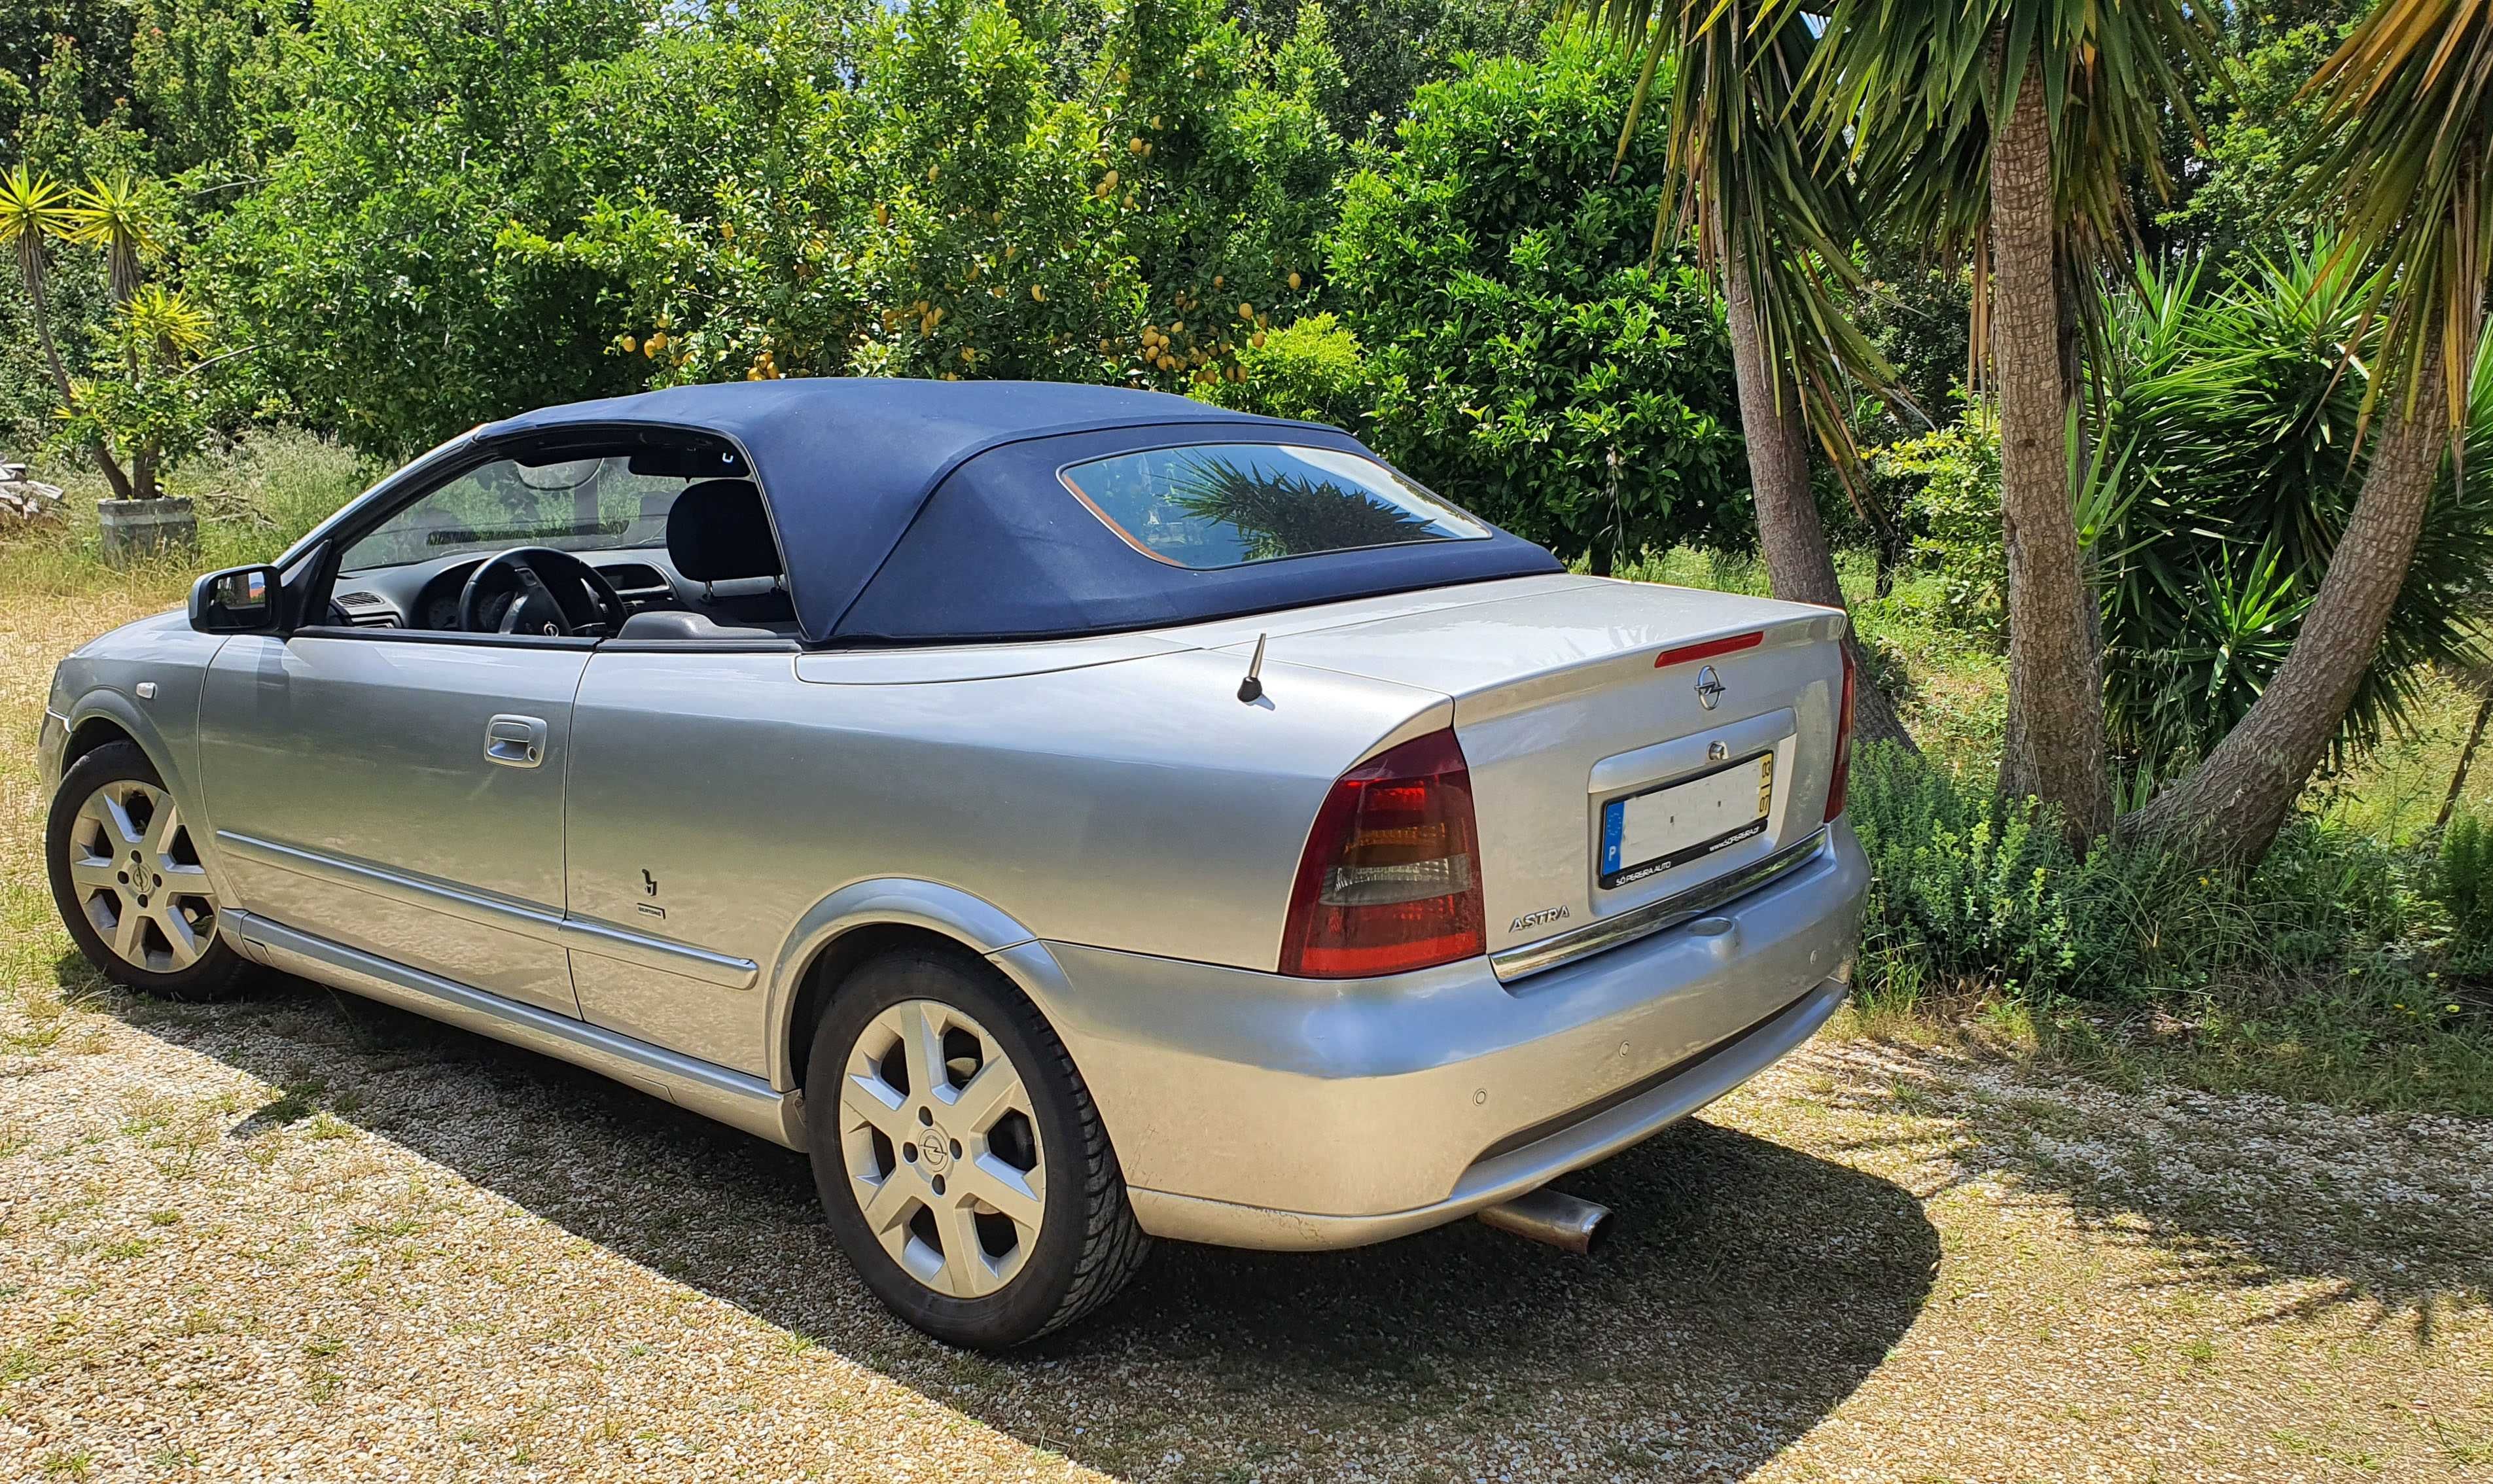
[1599,751,1773,889]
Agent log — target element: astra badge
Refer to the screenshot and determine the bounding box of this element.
[1693,664,1726,711]
[1510,906,1571,933]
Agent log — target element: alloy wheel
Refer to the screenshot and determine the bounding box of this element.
[64,778,219,974]
[838,998,1048,1299]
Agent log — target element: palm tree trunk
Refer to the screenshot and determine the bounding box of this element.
[16,249,135,502]
[1989,53,2110,842]
[2123,344,2456,862]
[1724,253,1915,752]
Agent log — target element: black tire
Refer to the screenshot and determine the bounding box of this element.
[804,945,1150,1349]
[47,741,252,1001]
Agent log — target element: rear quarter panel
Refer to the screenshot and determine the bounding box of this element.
[561,645,1447,1061]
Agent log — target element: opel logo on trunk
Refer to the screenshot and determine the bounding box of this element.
[1694,665,1726,710]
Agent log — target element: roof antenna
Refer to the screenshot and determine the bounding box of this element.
[1237,633,1268,704]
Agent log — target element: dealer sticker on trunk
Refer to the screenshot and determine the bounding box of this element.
[1599,751,1773,890]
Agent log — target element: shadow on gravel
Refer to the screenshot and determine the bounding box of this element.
[94,964,1939,1479]
[1817,1040,2493,1344]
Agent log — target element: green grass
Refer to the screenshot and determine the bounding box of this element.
[4,429,374,596]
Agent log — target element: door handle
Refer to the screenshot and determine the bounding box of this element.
[484,714,548,768]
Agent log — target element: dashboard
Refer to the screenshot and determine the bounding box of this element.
[330,546,684,631]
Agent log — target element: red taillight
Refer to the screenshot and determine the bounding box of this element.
[1281,728,1487,978]
[1824,641,1857,822]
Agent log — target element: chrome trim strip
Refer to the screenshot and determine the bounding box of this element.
[1127,975,1850,1250]
[561,915,762,987]
[231,910,802,1150]
[216,831,759,989]
[1491,826,1831,981]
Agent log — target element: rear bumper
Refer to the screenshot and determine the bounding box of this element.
[1001,819,1867,1251]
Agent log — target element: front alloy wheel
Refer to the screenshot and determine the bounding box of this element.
[65,777,218,974]
[47,740,250,1000]
[804,947,1150,1349]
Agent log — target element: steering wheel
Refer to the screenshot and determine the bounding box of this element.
[456,547,629,637]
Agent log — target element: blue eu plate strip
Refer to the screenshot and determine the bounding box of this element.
[1600,799,1624,876]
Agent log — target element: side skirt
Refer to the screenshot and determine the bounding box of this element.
[226,910,806,1152]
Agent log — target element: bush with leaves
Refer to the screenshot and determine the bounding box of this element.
[2432,813,2493,955]
[1869,410,2003,635]
[1208,309,1366,424]
[200,0,657,453]
[1849,743,2408,1002]
[52,281,224,485]
[2095,251,2493,777]
[1320,31,1744,568]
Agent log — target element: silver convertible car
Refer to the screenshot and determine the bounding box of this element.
[41,380,1867,1348]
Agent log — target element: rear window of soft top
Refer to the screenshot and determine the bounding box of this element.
[1057,442,1489,570]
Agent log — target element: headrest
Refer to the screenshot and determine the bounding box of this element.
[667,480,782,583]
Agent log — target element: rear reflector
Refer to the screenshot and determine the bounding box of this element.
[1824,641,1858,821]
[1281,728,1487,978]
[1653,630,1763,669]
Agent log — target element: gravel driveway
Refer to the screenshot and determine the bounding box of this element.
[5,593,2489,1481]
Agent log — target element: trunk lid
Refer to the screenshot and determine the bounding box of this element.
[1178,574,1848,973]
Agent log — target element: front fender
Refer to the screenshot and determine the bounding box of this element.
[56,687,246,913]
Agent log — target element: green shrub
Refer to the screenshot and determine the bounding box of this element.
[1318,31,1746,566]
[2096,250,2493,777]
[1213,311,1368,425]
[2433,813,2493,946]
[1849,743,2409,1002]
[1867,411,2002,635]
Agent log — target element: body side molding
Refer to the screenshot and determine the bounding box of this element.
[228,910,802,1149]
[216,831,759,989]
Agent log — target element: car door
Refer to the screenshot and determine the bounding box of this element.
[196,629,592,1016]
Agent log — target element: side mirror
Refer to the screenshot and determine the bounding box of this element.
[189,565,285,634]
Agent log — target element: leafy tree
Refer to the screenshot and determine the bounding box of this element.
[1237,0,1549,137]
[2155,15,2363,273]
[2097,251,2493,779]
[1323,33,1745,567]
[54,281,227,495]
[0,164,137,494]
[1573,0,1912,747]
[200,0,656,452]
[1796,0,2219,844]
[2126,0,2493,864]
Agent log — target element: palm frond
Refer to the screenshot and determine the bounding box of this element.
[1565,0,1907,473]
[2297,0,2493,442]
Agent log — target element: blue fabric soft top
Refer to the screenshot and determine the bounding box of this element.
[475,378,1561,645]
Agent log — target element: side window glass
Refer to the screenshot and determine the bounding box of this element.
[342,455,689,574]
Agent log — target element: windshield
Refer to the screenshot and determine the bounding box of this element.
[1057,442,1489,570]
[342,454,694,573]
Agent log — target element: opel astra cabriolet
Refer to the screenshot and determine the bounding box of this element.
[42,378,1867,1348]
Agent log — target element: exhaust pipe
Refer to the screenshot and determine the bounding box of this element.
[1476,1188,1612,1254]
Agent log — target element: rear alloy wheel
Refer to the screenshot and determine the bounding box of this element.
[47,741,250,1000]
[805,948,1148,1349]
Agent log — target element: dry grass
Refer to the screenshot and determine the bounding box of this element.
[3,583,2490,1481]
